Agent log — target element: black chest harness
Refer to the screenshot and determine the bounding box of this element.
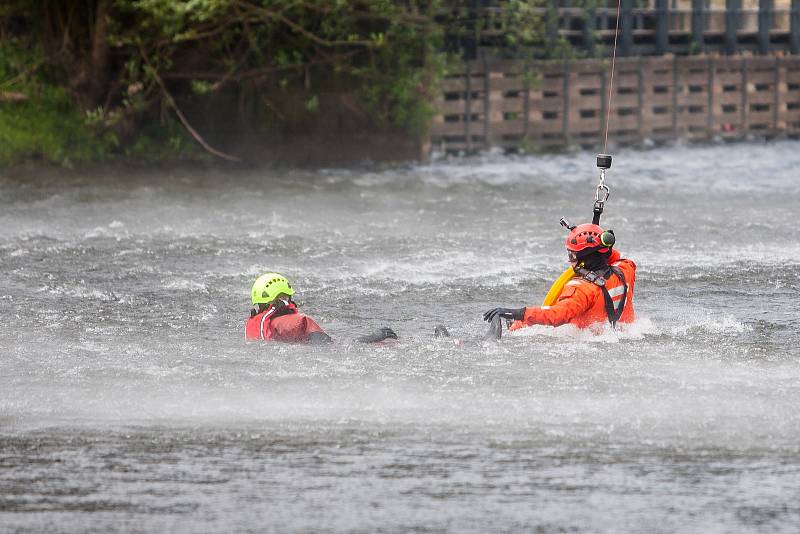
[573,265,628,328]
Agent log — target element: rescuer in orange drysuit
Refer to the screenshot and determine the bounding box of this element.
[483,223,635,330]
[245,272,396,344]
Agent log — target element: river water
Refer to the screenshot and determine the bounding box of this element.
[1,141,799,532]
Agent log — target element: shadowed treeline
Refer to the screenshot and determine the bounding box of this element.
[0,1,551,167]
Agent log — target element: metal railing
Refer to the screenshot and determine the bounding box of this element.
[447,1,800,56]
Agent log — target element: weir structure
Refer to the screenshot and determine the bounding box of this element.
[431,1,800,153]
[431,55,800,152]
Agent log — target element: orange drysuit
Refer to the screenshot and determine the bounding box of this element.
[509,250,636,330]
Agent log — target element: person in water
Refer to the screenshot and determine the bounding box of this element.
[483,222,635,330]
[245,272,397,344]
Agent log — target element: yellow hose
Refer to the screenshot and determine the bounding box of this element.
[542,266,576,306]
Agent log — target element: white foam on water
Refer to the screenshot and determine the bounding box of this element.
[4,351,799,453]
[508,316,660,342]
[163,279,208,291]
[36,284,119,302]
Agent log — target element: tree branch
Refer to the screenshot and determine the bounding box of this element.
[0,59,44,90]
[162,50,360,87]
[139,43,241,162]
[236,1,375,48]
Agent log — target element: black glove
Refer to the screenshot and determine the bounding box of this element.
[356,327,398,343]
[482,307,525,323]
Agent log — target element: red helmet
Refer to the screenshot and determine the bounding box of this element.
[565,223,614,261]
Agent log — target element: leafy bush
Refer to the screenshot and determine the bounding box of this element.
[0,44,116,166]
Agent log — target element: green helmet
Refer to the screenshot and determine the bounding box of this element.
[251,272,295,305]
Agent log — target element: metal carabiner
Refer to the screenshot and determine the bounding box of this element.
[595,183,610,204]
[594,167,610,202]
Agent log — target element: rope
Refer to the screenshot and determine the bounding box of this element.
[603,0,623,154]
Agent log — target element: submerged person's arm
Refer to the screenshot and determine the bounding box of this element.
[307,327,397,344]
[355,327,397,343]
[308,331,333,344]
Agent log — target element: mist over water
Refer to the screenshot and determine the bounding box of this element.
[2,141,800,532]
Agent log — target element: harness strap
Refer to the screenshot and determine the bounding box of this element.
[575,265,628,328]
[575,267,606,287]
[592,203,603,225]
[599,266,627,328]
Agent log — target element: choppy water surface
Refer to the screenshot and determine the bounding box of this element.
[2,141,800,532]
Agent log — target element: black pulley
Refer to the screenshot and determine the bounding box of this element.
[596,154,612,169]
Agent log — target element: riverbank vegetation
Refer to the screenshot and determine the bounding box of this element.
[0,1,550,167]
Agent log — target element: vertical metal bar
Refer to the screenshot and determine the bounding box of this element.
[726,0,741,55]
[758,0,773,55]
[691,0,705,53]
[547,0,559,44]
[584,5,596,55]
[621,0,634,56]
[463,1,478,61]
[656,0,669,54]
[791,0,800,54]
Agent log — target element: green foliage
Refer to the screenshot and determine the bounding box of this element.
[0,40,197,167]
[191,80,213,95]
[0,44,115,167]
[567,0,606,59]
[0,1,552,165]
[129,0,231,37]
[305,95,319,113]
[0,88,105,167]
[484,0,591,61]
[504,0,547,47]
[353,2,447,135]
[123,118,200,163]
[118,0,451,136]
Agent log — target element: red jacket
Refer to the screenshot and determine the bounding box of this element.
[510,250,636,330]
[245,303,327,343]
